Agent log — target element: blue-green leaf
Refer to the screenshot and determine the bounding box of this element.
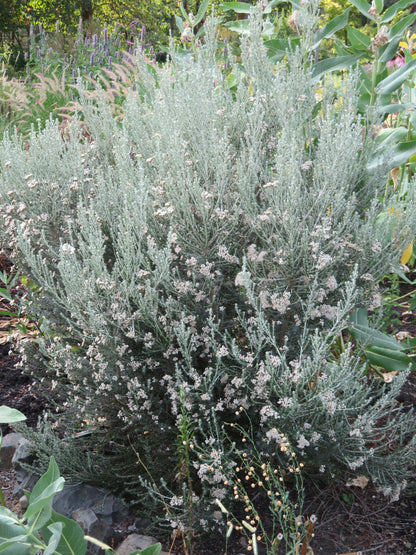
[347,26,371,50]
[220,1,253,14]
[40,511,87,555]
[311,7,351,50]
[312,53,362,81]
[0,407,26,424]
[348,0,374,20]
[381,0,415,23]
[175,15,184,33]
[366,346,414,372]
[367,139,416,172]
[195,0,210,26]
[43,522,63,555]
[376,57,416,95]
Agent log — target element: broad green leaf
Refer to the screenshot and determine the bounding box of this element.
[350,324,405,351]
[311,8,351,50]
[347,26,371,50]
[41,511,87,555]
[312,53,362,81]
[175,15,184,33]
[0,407,26,424]
[381,0,415,23]
[265,38,300,60]
[349,308,369,328]
[376,102,414,114]
[0,509,32,554]
[375,0,383,13]
[348,0,375,20]
[0,536,32,554]
[223,19,250,33]
[43,522,63,555]
[24,457,64,530]
[195,0,210,26]
[374,127,407,147]
[0,289,13,303]
[379,37,404,64]
[131,544,163,555]
[367,140,416,172]
[220,1,253,13]
[389,13,416,40]
[366,346,414,372]
[376,57,416,95]
[179,3,192,26]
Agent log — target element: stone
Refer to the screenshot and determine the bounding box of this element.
[0,433,23,470]
[52,484,128,526]
[13,469,39,498]
[11,438,34,470]
[73,508,113,555]
[116,534,169,555]
[18,494,28,509]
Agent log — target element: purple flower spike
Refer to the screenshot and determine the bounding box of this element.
[29,24,34,37]
[141,25,146,43]
[56,21,60,33]
[103,23,108,42]
[92,34,98,48]
[108,56,112,69]
[90,52,95,65]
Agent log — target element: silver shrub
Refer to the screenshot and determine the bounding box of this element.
[1,5,415,525]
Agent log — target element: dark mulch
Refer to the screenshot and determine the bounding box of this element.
[1,261,416,554]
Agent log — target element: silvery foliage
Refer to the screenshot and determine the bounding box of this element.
[0,1,415,524]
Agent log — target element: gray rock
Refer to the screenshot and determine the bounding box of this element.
[0,433,23,469]
[52,483,129,525]
[18,495,28,509]
[11,438,34,470]
[116,534,168,555]
[13,469,39,497]
[73,508,113,555]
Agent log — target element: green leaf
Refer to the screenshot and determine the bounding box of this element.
[381,0,415,23]
[223,19,250,33]
[0,407,26,424]
[0,289,13,303]
[41,511,87,555]
[389,13,416,40]
[195,0,210,26]
[43,522,63,555]
[350,324,405,351]
[264,38,300,61]
[367,140,416,172]
[0,508,32,554]
[379,36,403,64]
[311,7,351,50]
[348,0,375,20]
[179,3,192,26]
[376,103,414,115]
[375,0,383,13]
[312,53,362,81]
[347,26,371,50]
[132,544,162,555]
[24,457,64,529]
[220,1,253,14]
[376,57,416,95]
[175,15,184,33]
[366,346,414,372]
[349,308,369,328]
